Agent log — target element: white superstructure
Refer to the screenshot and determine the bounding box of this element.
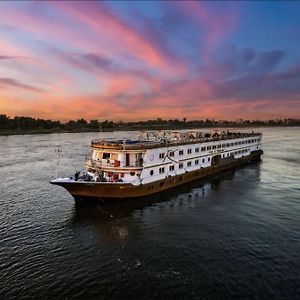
[85,130,263,185]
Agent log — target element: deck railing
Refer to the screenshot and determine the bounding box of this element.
[91,131,262,149]
[85,159,143,169]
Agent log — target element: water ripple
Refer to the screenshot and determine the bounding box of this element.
[0,128,299,299]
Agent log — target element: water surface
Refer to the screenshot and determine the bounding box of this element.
[0,127,299,299]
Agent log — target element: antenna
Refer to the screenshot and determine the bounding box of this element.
[55,149,62,178]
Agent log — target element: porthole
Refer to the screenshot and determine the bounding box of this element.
[130,172,135,176]
[150,170,154,176]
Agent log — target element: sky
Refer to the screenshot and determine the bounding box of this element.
[0,1,300,121]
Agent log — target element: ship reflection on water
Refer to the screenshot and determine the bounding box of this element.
[70,162,261,242]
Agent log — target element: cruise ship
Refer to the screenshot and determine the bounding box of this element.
[50,130,263,201]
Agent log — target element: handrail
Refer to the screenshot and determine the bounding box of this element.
[91,131,262,150]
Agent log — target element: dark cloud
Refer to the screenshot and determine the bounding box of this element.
[240,48,256,64]
[0,55,36,63]
[54,50,115,73]
[212,47,284,78]
[213,75,263,99]
[197,46,257,80]
[212,62,300,101]
[0,55,30,61]
[250,50,284,74]
[0,77,45,93]
[0,55,17,60]
[201,47,289,100]
[275,65,300,81]
[81,53,112,70]
[54,49,158,83]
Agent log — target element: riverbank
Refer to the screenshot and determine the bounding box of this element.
[1,114,299,136]
[0,124,299,136]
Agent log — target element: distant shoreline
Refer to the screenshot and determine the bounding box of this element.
[1,114,299,136]
[0,125,299,136]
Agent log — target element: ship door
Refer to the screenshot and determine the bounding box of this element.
[126,153,130,166]
[211,155,221,166]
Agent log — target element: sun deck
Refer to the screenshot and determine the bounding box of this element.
[91,130,262,150]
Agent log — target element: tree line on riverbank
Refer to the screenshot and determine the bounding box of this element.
[0,114,299,134]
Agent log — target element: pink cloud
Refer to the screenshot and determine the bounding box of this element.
[54,1,185,75]
[0,2,298,122]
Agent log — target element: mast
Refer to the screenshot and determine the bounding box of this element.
[55,148,62,178]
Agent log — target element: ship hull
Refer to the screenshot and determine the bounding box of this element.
[50,150,263,201]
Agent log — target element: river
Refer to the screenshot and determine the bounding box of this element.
[0,127,299,299]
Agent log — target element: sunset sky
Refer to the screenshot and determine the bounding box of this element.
[0,1,300,121]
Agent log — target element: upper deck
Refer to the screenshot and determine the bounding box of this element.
[91,130,262,151]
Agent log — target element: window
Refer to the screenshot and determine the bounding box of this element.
[179,163,183,169]
[130,171,135,176]
[169,151,175,157]
[201,147,206,151]
[195,147,199,153]
[222,144,226,148]
[150,170,154,176]
[208,157,210,162]
[179,150,184,155]
[187,161,192,167]
[159,153,164,159]
[159,167,165,174]
[102,152,110,159]
[202,158,205,163]
[207,146,211,150]
[217,144,221,149]
[187,149,192,154]
[195,159,199,165]
[169,165,175,171]
[212,145,216,149]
